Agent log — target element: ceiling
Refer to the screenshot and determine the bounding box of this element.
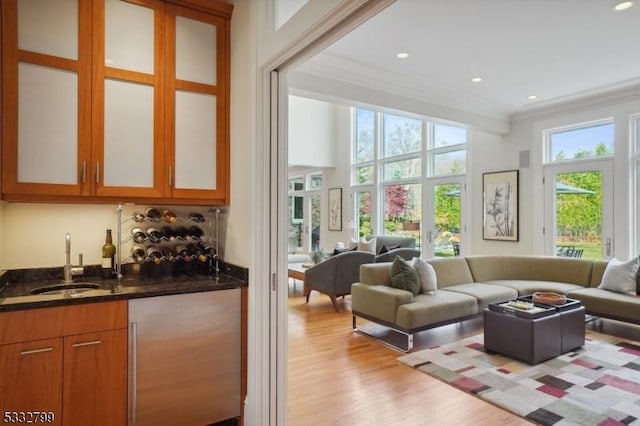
[294,0,640,121]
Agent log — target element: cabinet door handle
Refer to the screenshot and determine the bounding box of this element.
[20,347,54,356]
[168,166,173,187]
[72,340,102,348]
[96,161,100,184]
[82,161,87,184]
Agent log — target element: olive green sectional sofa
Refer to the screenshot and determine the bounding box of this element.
[351,255,639,351]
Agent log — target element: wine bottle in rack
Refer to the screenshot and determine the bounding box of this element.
[162,209,177,223]
[146,226,162,244]
[188,225,204,240]
[145,207,161,222]
[132,212,146,223]
[146,246,162,264]
[161,226,175,241]
[189,212,206,223]
[174,226,189,240]
[131,245,146,262]
[101,229,116,278]
[161,247,176,262]
[175,244,191,262]
[132,227,147,243]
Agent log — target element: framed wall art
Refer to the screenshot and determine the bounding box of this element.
[328,187,342,231]
[483,170,519,241]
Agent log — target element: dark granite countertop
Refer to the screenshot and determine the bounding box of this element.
[0,262,248,312]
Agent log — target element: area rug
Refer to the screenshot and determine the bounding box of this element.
[398,332,640,426]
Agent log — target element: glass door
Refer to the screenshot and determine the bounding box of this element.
[544,161,613,260]
[424,177,465,257]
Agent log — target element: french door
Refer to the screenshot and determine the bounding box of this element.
[423,176,465,258]
[543,160,613,260]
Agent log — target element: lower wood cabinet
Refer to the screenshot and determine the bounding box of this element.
[0,301,127,426]
[0,338,63,425]
[62,329,127,426]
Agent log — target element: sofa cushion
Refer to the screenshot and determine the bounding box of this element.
[352,283,414,323]
[568,287,640,323]
[389,256,421,296]
[442,283,517,310]
[465,256,593,286]
[395,291,477,329]
[482,279,585,296]
[425,257,474,287]
[597,257,639,295]
[412,258,437,294]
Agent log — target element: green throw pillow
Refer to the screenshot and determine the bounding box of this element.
[389,256,421,296]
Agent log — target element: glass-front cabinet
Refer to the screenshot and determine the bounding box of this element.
[1,0,232,205]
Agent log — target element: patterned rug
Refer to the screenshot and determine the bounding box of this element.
[398,332,640,426]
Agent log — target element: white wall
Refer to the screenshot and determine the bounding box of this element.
[288,95,336,167]
[226,0,253,268]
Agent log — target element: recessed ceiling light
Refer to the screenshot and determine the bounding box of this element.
[471,77,483,83]
[613,0,633,11]
[396,52,409,59]
[527,95,537,100]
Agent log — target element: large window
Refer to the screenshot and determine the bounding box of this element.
[543,120,614,259]
[351,108,467,245]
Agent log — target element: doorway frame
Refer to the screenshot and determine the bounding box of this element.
[250,1,396,424]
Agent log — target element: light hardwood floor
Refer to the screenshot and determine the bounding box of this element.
[287,281,640,426]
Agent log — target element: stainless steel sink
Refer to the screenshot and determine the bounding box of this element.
[30,282,105,296]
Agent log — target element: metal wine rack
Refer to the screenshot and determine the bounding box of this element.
[115,204,221,280]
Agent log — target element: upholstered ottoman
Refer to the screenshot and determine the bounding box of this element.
[483,299,585,364]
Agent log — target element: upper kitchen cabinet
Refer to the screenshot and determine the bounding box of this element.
[1,0,232,205]
[1,0,92,197]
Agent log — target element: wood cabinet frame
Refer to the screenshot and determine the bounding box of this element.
[0,0,231,205]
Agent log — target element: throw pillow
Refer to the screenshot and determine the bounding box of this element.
[412,257,437,294]
[598,257,640,296]
[389,256,421,296]
[358,237,377,254]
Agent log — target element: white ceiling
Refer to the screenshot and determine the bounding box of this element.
[295,0,640,121]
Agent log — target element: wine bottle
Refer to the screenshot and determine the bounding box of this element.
[146,226,162,244]
[187,243,205,262]
[132,212,146,223]
[146,246,162,264]
[145,207,161,222]
[131,245,146,263]
[189,212,206,223]
[132,227,147,243]
[188,225,204,240]
[174,226,189,240]
[175,244,191,262]
[161,226,175,241]
[101,229,116,278]
[162,209,177,223]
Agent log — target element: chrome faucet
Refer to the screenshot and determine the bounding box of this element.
[63,233,84,283]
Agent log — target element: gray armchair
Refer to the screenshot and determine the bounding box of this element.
[304,251,375,312]
[374,248,421,263]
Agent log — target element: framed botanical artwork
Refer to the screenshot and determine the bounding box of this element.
[328,187,342,231]
[483,170,519,241]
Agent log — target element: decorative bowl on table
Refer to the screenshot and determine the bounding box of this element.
[532,291,567,305]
